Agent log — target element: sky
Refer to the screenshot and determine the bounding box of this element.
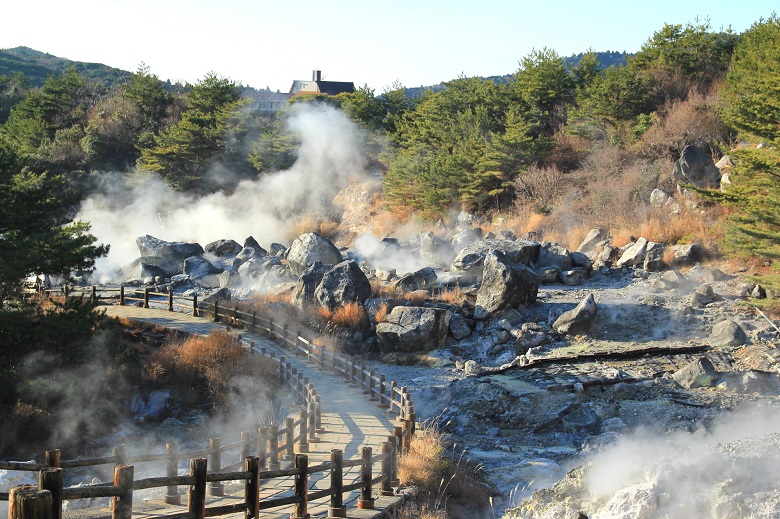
[1,0,777,93]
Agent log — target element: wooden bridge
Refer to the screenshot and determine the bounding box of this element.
[2,286,419,519]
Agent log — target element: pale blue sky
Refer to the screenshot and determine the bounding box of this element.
[2,0,776,92]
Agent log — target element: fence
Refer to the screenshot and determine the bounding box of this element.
[5,285,418,519]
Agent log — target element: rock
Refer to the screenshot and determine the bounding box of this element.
[536,242,573,271]
[450,228,481,253]
[136,235,204,264]
[449,314,473,340]
[204,239,242,257]
[375,268,396,282]
[451,239,540,281]
[237,257,266,276]
[643,242,666,271]
[243,236,267,256]
[201,287,231,306]
[183,256,222,279]
[291,262,330,306]
[285,233,343,276]
[474,249,541,319]
[419,232,455,267]
[376,306,452,353]
[672,144,721,187]
[690,284,716,308]
[560,268,588,286]
[616,237,648,268]
[655,270,686,290]
[577,228,610,255]
[562,403,600,433]
[394,267,437,293]
[672,356,718,388]
[570,251,592,270]
[269,243,286,255]
[709,319,748,347]
[218,270,239,289]
[314,260,373,311]
[752,284,767,299]
[650,188,669,207]
[463,360,481,376]
[553,293,598,335]
[671,243,705,267]
[120,258,169,281]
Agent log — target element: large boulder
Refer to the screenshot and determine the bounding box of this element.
[376,306,452,353]
[136,235,204,263]
[474,250,541,319]
[672,357,718,389]
[709,320,748,348]
[119,258,168,282]
[204,239,243,257]
[452,239,540,282]
[285,233,343,276]
[314,260,373,311]
[576,228,610,255]
[183,256,222,278]
[616,238,649,268]
[394,267,437,293]
[535,242,573,272]
[290,261,330,306]
[643,241,666,271]
[672,144,721,188]
[553,293,598,335]
[671,243,706,267]
[450,228,481,253]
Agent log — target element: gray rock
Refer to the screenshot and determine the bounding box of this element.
[243,236,267,256]
[671,243,705,267]
[643,241,666,271]
[237,258,266,276]
[616,237,649,268]
[577,228,610,255]
[204,239,243,257]
[290,262,330,306]
[136,235,204,264]
[690,284,717,308]
[394,267,437,293]
[709,320,748,348]
[560,268,588,286]
[376,306,452,353]
[183,256,222,279]
[375,268,396,282]
[570,251,592,270]
[562,404,600,434]
[536,242,573,271]
[314,260,373,311]
[672,144,721,187]
[553,293,598,335]
[650,188,669,207]
[672,356,718,388]
[218,270,239,289]
[451,239,540,281]
[474,250,541,319]
[752,284,767,299]
[120,258,169,281]
[450,228,481,253]
[285,233,343,276]
[449,314,473,340]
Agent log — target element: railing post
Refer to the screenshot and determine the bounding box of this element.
[188,458,207,519]
[307,402,319,443]
[368,370,377,400]
[268,425,279,470]
[381,441,394,496]
[9,485,52,519]
[209,438,223,496]
[63,285,69,299]
[213,300,219,322]
[315,395,324,434]
[291,454,308,519]
[394,425,404,455]
[119,285,125,306]
[91,285,97,302]
[286,418,295,460]
[298,409,309,453]
[360,362,368,394]
[328,449,346,517]
[378,375,389,408]
[319,344,326,368]
[44,450,60,468]
[296,373,304,405]
[192,293,198,317]
[251,311,257,332]
[244,456,259,519]
[143,287,150,308]
[387,434,399,486]
[408,403,416,436]
[165,442,181,505]
[112,465,134,519]
[358,446,374,509]
[389,381,398,412]
[39,468,62,519]
[168,287,174,312]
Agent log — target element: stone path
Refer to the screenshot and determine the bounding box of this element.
[93,304,404,519]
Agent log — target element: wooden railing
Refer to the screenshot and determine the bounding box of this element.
[5,285,417,519]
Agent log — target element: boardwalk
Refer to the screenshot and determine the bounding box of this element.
[94,304,404,519]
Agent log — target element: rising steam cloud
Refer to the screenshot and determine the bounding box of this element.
[77,103,368,281]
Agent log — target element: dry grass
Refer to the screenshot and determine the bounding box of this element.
[287,213,341,241]
[375,302,390,323]
[316,302,367,331]
[398,420,493,518]
[389,505,446,519]
[436,286,464,305]
[146,330,276,403]
[403,290,429,305]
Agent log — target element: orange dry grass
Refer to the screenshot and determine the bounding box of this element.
[375,302,389,323]
[437,286,464,305]
[398,425,445,493]
[318,302,367,330]
[403,290,429,305]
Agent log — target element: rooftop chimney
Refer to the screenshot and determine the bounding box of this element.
[312,70,322,82]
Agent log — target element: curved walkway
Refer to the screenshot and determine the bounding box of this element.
[98,304,403,519]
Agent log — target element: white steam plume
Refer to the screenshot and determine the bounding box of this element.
[77,103,366,281]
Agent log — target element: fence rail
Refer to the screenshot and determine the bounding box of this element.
[5,285,417,519]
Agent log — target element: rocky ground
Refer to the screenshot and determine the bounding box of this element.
[67,210,780,519]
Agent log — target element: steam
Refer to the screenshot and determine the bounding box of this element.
[584,404,780,518]
[77,103,367,281]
